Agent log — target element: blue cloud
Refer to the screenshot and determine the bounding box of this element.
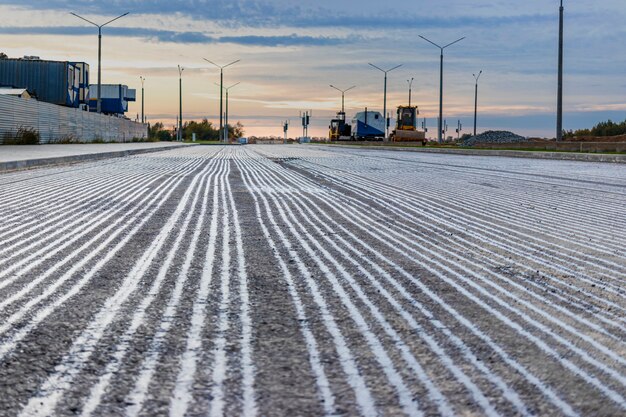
[219,34,349,47]
[1,0,556,30]
[0,26,350,47]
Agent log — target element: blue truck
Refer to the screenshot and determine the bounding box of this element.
[351,110,385,140]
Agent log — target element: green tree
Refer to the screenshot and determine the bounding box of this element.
[228,121,245,139]
[183,119,220,141]
[148,122,173,141]
[565,119,626,138]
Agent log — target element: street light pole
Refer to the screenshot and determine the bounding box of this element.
[557,0,564,141]
[98,27,102,113]
[204,58,240,143]
[216,82,240,142]
[140,76,145,123]
[329,85,356,113]
[70,12,129,114]
[419,35,465,144]
[369,63,402,139]
[473,70,482,136]
[178,65,184,141]
[407,78,414,107]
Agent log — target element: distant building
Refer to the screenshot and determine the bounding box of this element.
[0,57,89,108]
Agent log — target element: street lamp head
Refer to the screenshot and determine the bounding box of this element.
[419,35,442,49]
[70,12,99,27]
[215,81,241,91]
[330,85,356,93]
[368,63,385,73]
[203,58,219,69]
[420,35,465,51]
[442,37,466,49]
[102,12,129,27]
[224,59,241,69]
[369,63,402,74]
[205,58,241,69]
[70,11,129,28]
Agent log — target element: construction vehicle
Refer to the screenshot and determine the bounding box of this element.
[328,111,352,140]
[351,108,385,140]
[326,108,386,141]
[390,105,426,145]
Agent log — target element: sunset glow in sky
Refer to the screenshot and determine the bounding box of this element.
[1,1,625,138]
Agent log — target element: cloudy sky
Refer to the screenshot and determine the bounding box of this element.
[1,1,625,138]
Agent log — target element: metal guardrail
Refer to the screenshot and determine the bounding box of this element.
[0,94,148,144]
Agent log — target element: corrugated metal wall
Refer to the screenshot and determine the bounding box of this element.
[0,95,148,144]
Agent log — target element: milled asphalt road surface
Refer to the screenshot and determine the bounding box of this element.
[0,145,624,416]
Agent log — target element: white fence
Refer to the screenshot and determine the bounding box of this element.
[0,94,148,144]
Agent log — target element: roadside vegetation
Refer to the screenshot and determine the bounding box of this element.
[2,127,40,145]
[564,119,626,138]
[148,119,245,142]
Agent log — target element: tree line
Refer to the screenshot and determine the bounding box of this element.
[564,119,626,138]
[149,119,244,141]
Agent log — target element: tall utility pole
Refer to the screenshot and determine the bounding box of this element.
[557,0,564,141]
[368,63,402,139]
[178,65,184,141]
[70,12,129,114]
[407,78,414,107]
[473,70,483,136]
[215,82,240,142]
[419,35,465,144]
[140,76,145,123]
[204,58,240,143]
[329,85,356,113]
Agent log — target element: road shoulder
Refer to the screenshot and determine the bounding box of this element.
[315,144,626,163]
[0,143,193,172]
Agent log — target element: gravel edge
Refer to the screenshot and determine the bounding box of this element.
[318,144,626,164]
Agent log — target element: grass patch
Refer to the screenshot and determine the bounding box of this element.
[50,134,82,144]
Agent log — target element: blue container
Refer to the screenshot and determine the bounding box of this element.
[88,84,135,115]
[70,62,90,104]
[0,58,85,107]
